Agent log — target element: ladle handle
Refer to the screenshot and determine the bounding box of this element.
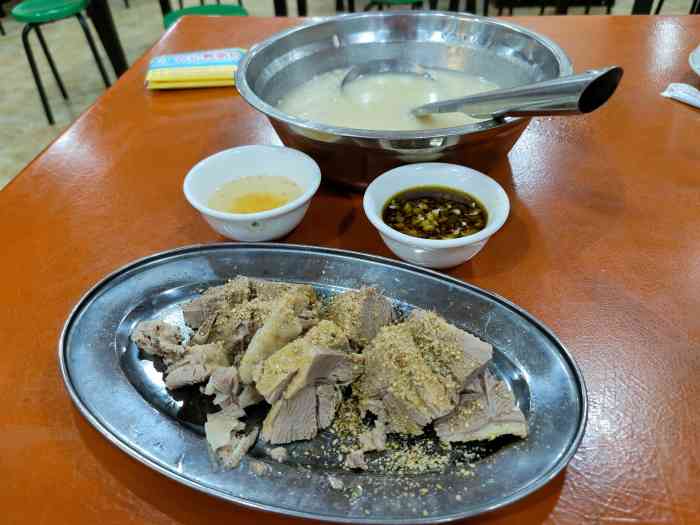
[412,67,623,118]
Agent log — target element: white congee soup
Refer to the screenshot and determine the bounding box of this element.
[277,67,499,131]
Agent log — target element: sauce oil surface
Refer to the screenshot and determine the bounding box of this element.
[208,175,302,214]
[383,185,488,240]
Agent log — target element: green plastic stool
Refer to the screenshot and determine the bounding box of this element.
[163,4,248,30]
[12,0,110,125]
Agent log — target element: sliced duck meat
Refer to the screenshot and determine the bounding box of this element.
[205,404,246,451]
[268,446,288,463]
[354,323,458,436]
[239,296,306,384]
[261,385,318,445]
[317,384,342,429]
[250,279,317,303]
[214,427,260,469]
[164,342,229,389]
[217,427,259,469]
[407,309,493,393]
[205,402,258,470]
[182,276,251,329]
[434,370,527,443]
[325,287,394,347]
[208,297,274,358]
[131,320,185,364]
[285,346,362,399]
[202,366,240,407]
[238,384,264,409]
[344,450,368,471]
[302,320,351,351]
[255,321,351,403]
[190,313,218,345]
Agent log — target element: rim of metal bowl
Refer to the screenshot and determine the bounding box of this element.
[236,12,574,141]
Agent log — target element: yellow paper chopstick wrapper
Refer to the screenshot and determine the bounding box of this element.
[146,48,246,90]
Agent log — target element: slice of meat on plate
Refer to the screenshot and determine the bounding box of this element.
[182,276,251,329]
[317,384,342,430]
[407,309,493,391]
[344,449,368,471]
[164,342,229,389]
[325,287,394,348]
[205,404,259,470]
[202,366,240,407]
[255,320,352,404]
[354,323,455,436]
[238,292,313,384]
[249,279,317,303]
[434,370,528,443]
[207,297,274,359]
[131,320,185,364]
[262,385,318,445]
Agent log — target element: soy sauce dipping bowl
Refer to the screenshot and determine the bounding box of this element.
[363,163,510,268]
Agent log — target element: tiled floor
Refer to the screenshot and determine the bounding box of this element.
[0,0,693,189]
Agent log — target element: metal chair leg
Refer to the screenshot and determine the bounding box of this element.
[34,25,69,100]
[0,19,5,37]
[178,0,184,8]
[22,25,54,125]
[76,13,111,88]
[124,0,130,7]
[584,1,591,12]
[654,0,664,13]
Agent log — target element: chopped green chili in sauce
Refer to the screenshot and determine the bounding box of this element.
[382,186,488,240]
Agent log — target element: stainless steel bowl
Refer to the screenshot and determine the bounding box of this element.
[236,12,573,188]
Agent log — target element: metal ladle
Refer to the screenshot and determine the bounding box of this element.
[412,66,624,119]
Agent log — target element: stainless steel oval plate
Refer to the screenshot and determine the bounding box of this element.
[59,244,586,523]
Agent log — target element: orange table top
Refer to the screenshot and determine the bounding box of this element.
[1,14,699,525]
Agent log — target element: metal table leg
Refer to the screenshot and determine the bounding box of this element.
[274,0,287,15]
[158,0,172,16]
[86,0,128,77]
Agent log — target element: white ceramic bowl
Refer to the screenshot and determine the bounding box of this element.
[183,145,321,241]
[363,163,510,269]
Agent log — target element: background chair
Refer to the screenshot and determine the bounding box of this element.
[163,2,247,29]
[175,0,244,10]
[364,0,424,9]
[12,0,111,125]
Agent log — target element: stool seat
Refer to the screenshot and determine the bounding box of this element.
[164,4,248,29]
[12,0,88,24]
